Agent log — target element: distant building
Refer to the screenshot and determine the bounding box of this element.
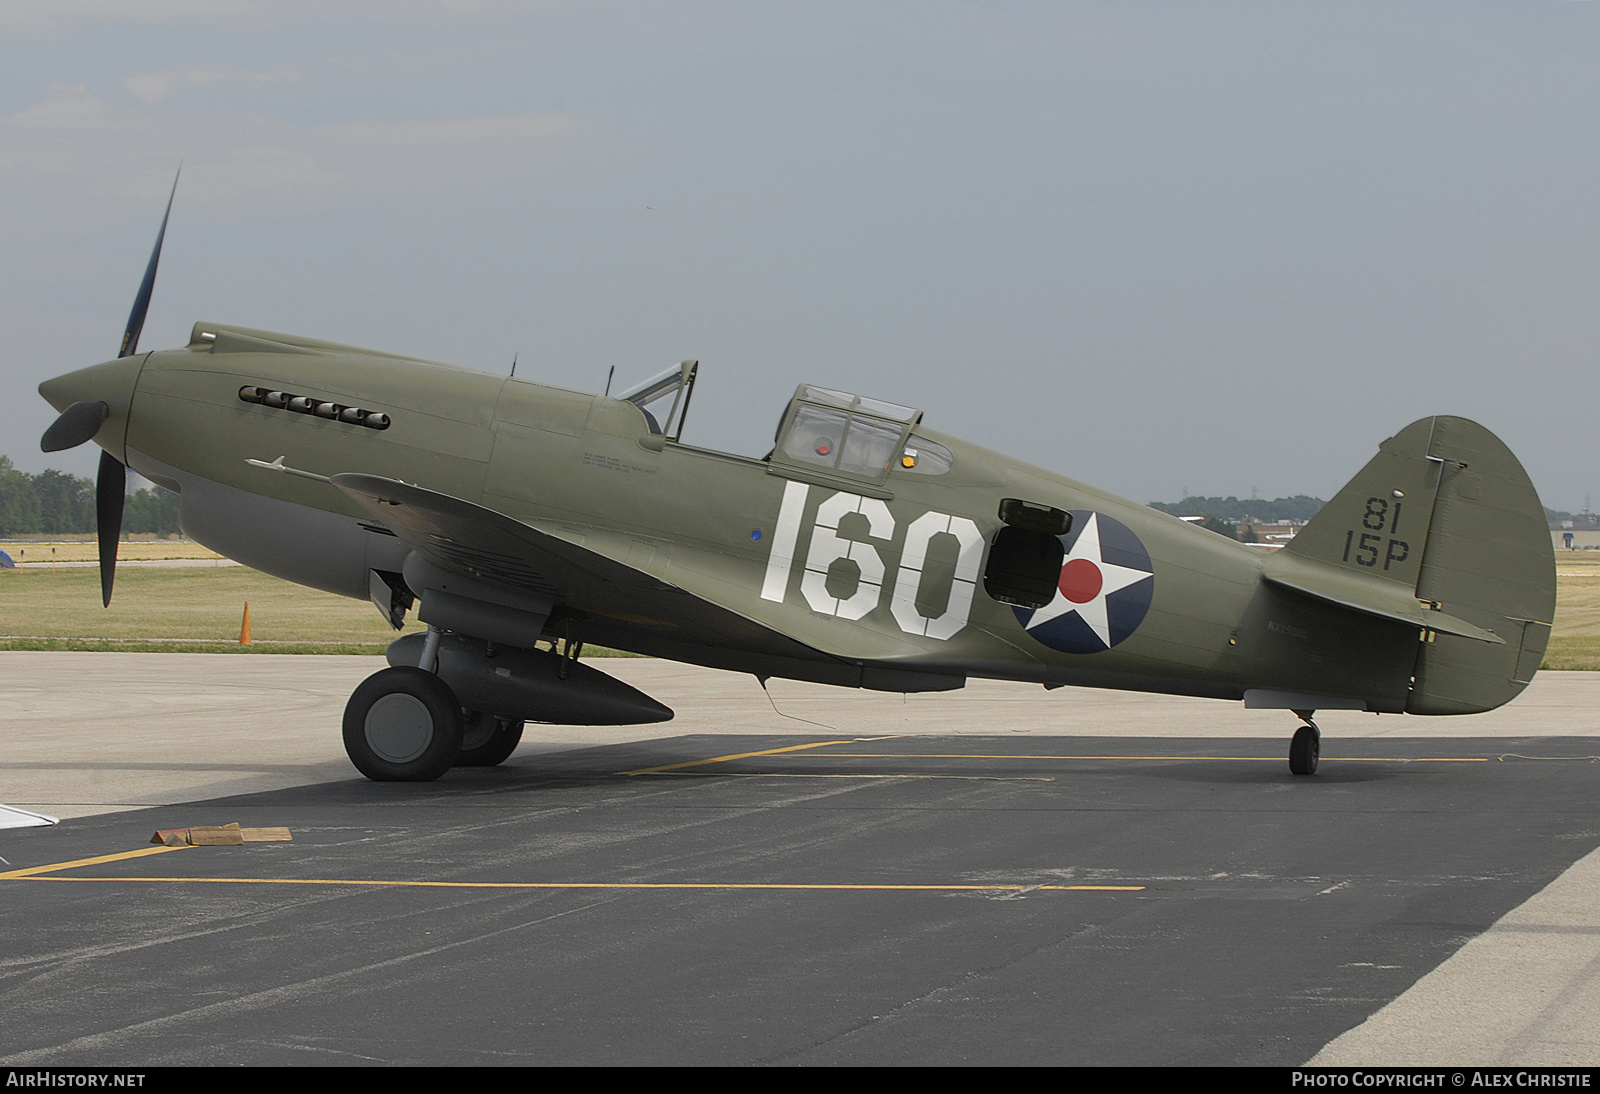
[1553,530,1600,550]
[1236,521,1302,546]
[1549,511,1600,549]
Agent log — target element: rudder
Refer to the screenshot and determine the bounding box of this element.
[1407,417,1555,713]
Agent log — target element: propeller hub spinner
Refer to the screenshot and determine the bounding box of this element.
[37,355,145,463]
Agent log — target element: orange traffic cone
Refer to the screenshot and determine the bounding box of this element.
[239,602,252,646]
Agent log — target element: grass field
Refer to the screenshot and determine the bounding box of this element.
[3,539,1598,667]
[0,562,425,653]
[1547,551,1600,670]
[0,535,224,565]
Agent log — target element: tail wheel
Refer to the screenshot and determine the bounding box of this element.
[1289,723,1321,776]
[455,711,525,768]
[343,667,463,782]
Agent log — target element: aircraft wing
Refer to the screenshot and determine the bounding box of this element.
[330,473,849,673]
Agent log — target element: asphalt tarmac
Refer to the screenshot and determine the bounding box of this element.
[2,654,1597,1066]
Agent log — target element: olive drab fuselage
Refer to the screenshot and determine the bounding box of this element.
[54,321,1554,718]
[38,179,1553,783]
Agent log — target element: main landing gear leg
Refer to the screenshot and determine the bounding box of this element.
[1288,710,1321,776]
[343,625,463,781]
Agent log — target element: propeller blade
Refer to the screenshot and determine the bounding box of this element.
[119,165,181,359]
[96,450,126,607]
[40,400,110,453]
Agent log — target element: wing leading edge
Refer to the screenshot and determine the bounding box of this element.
[330,474,961,690]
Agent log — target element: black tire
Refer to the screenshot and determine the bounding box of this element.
[455,711,525,767]
[1289,723,1320,776]
[343,667,464,782]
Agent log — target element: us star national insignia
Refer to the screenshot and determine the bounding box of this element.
[1016,511,1155,654]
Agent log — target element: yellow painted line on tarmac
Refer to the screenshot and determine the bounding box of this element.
[621,739,859,775]
[800,752,1491,764]
[24,875,1143,893]
[4,839,1143,894]
[621,742,1491,777]
[0,844,191,880]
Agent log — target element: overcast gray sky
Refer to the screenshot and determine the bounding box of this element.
[4,1,1596,511]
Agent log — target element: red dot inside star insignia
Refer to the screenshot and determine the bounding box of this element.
[1058,558,1103,603]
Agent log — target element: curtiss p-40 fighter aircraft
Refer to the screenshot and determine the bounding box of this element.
[38,185,1556,781]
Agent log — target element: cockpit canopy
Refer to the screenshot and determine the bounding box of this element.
[609,368,954,478]
[773,384,953,482]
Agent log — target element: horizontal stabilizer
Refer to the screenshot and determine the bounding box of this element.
[1262,549,1503,644]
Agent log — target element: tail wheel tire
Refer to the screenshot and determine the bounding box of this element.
[455,711,525,768]
[343,667,464,782]
[1289,723,1321,776]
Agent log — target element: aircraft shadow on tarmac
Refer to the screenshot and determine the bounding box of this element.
[73,732,1598,809]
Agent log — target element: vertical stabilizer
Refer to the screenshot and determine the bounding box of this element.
[1281,416,1554,714]
[1282,416,1440,593]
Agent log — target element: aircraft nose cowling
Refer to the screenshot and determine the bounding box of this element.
[38,355,145,462]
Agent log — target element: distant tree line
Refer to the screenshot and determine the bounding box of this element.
[1155,496,1594,532]
[0,456,181,536]
[1148,495,1326,524]
[1545,507,1599,527]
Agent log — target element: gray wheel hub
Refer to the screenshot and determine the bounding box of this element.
[364,693,434,763]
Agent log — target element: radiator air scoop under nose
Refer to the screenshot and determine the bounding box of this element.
[387,632,673,726]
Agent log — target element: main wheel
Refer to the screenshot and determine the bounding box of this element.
[343,667,464,782]
[455,711,525,767]
[1289,723,1321,776]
